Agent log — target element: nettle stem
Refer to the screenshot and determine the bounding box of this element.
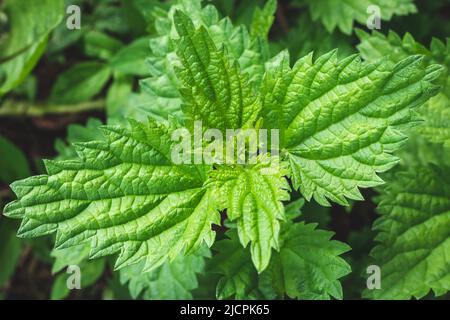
[0,99,105,117]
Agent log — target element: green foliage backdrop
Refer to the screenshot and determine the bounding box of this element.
[0,0,449,300]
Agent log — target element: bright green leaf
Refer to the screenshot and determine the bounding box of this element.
[250,0,277,40]
[120,246,209,299]
[261,50,442,206]
[260,222,351,300]
[4,120,220,272]
[174,11,261,132]
[208,160,290,272]
[365,165,450,299]
[357,31,450,150]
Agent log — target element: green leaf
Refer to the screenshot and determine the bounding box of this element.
[51,273,70,300]
[51,258,105,300]
[271,12,355,63]
[262,50,442,206]
[50,243,106,300]
[4,119,220,272]
[305,0,416,34]
[106,75,134,122]
[120,246,209,299]
[109,38,151,76]
[50,62,111,104]
[0,0,64,95]
[174,11,260,132]
[285,198,305,221]
[0,219,21,288]
[212,222,351,300]
[55,118,105,161]
[260,222,351,300]
[250,0,277,40]
[51,244,91,274]
[138,0,267,122]
[208,160,290,272]
[211,231,263,299]
[356,30,432,65]
[356,31,450,90]
[93,1,134,35]
[357,31,450,149]
[365,165,450,299]
[416,92,450,149]
[123,6,230,123]
[0,135,30,183]
[84,31,124,61]
[46,20,84,55]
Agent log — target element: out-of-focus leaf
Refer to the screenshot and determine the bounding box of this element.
[260,222,351,300]
[51,244,90,274]
[120,247,209,300]
[93,1,133,35]
[304,0,416,34]
[109,38,151,76]
[0,0,64,95]
[250,0,276,40]
[0,135,30,184]
[271,13,355,62]
[84,31,123,61]
[51,273,70,300]
[0,219,21,288]
[106,75,134,121]
[366,165,450,299]
[285,198,305,220]
[51,258,105,300]
[55,118,105,161]
[50,62,111,104]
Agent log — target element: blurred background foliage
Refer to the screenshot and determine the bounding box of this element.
[0,0,449,300]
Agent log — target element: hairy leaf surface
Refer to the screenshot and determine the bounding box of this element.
[211,231,264,299]
[208,160,289,272]
[261,49,442,205]
[4,120,220,271]
[140,0,269,121]
[120,246,209,299]
[357,30,450,149]
[260,222,351,300]
[305,0,416,34]
[174,11,261,132]
[365,165,450,299]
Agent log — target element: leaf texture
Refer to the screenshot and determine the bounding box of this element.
[4,119,220,271]
[174,11,261,132]
[211,231,264,300]
[261,49,442,205]
[365,165,450,299]
[208,160,290,272]
[260,222,351,300]
[306,0,416,34]
[140,0,268,122]
[357,30,450,149]
[120,246,209,299]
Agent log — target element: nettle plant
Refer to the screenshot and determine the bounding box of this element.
[4,0,449,300]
